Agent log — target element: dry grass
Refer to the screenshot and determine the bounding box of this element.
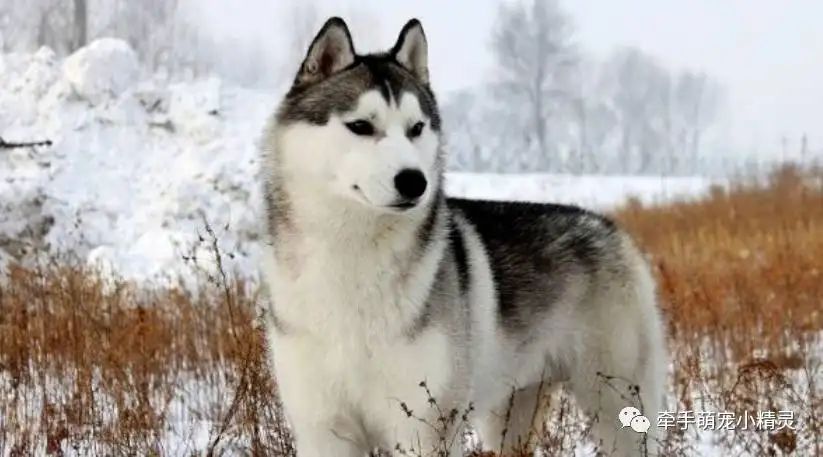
[1,163,822,456]
[607,164,823,456]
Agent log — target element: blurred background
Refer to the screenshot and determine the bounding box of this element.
[2,0,821,174]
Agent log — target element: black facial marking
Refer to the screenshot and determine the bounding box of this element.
[276,52,441,132]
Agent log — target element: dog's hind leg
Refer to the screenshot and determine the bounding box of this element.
[566,303,666,456]
[291,423,370,457]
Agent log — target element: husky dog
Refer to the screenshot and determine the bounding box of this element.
[259,16,668,457]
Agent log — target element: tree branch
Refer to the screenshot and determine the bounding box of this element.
[0,137,53,149]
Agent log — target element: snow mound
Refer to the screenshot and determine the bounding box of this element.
[167,76,224,142]
[1,43,279,284]
[62,38,140,106]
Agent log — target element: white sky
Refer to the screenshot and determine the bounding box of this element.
[193,0,823,156]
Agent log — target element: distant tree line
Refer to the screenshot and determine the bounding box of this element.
[1,0,815,177]
[0,0,378,87]
[442,0,735,176]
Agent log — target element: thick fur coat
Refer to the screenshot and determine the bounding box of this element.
[259,16,668,457]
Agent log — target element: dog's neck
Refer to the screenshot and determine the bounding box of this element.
[265,176,450,340]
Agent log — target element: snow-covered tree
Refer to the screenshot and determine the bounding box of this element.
[487,0,580,171]
[595,47,727,175]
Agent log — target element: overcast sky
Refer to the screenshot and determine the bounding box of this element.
[193,0,823,156]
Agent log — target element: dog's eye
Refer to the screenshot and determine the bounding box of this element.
[345,120,375,136]
[407,121,425,139]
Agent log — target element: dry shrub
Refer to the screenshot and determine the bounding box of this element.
[1,162,822,456]
[609,162,823,456]
[0,249,292,456]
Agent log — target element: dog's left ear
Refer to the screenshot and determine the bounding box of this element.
[391,19,429,83]
[295,17,356,87]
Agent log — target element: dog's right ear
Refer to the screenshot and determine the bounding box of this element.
[294,17,356,87]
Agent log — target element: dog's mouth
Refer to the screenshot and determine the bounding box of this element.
[351,185,422,212]
[387,198,421,211]
[389,200,418,210]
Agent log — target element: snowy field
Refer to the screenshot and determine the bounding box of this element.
[0,39,720,287]
[6,40,805,457]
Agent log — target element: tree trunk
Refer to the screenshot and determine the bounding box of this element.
[72,0,88,51]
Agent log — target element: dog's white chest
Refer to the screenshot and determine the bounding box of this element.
[262,236,433,339]
[268,314,454,448]
[262,244,457,444]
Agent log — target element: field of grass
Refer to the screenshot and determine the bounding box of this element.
[1,164,822,456]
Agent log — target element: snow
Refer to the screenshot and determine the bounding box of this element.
[62,38,140,106]
[445,172,718,209]
[0,39,723,286]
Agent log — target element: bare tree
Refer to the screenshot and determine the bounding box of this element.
[94,0,181,68]
[282,1,321,70]
[488,0,579,171]
[599,47,669,173]
[565,57,618,174]
[441,90,484,171]
[33,0,73,54]
[1,0,87,54]
[596,46,727,175]
[441,88,516,172]
[278,1,381,69]
[71,0,87,51]
[672,70,725,172]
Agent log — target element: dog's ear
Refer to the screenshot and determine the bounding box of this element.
[295,17,356,87]
[391,19,429,83]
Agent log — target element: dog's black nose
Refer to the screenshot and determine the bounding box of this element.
[393,168,427,200]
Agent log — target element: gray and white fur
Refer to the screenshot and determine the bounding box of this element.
[259,16,669,457]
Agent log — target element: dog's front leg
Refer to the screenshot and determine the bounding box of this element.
[387,418,466,457]
[291,420,369,457]
[272,362,370,456]
[279,388,369,456]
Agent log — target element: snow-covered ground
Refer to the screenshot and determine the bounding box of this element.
[0,39,721,287]
[446,172,716,209]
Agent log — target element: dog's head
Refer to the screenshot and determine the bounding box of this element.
[271,17,442,214]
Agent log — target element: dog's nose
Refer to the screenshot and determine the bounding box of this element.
[393,168,427,200]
